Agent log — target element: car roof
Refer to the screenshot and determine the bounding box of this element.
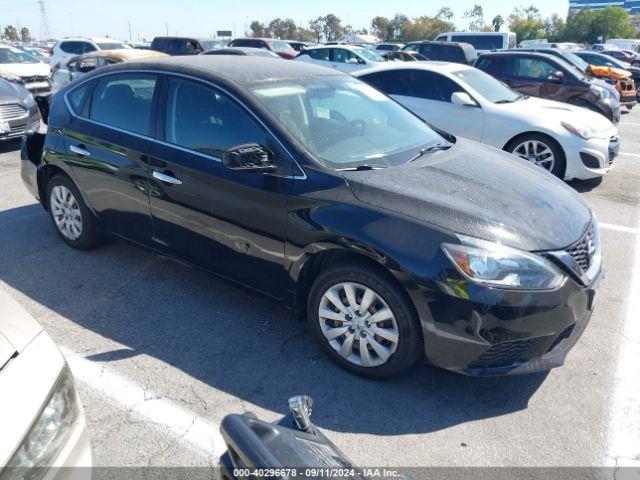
[303,44,368,51]
[78,49,167,61]
[203,47,275,55]
[478,50,560,61]
[353,61,470,77]
[83,55,343,87]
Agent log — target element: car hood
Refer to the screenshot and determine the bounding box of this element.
[0,78,29,102]
[0,289,43,370]
[342,139,591,252]
[496,96,615,131]
[0,62,50,77]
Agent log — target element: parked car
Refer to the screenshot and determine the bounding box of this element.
[373,43,404,52]
[602,49,640,66]
[51,48,167,91]
[49,37,129,67]
[227,38,298,59]
[475,51,622,123]
[150,37,207,56]
[200,47,280,58]
[434,31,516,52]
[294,45,386,72]
[403,41,477,65]
[355,62,618,180]
[381,51,429,62]
[511,47,636,110]
[575,50,640,99]
[286,41,319,52]
[22,56,602,378]
[0,78,40,141]
[605,39,640,53]
[0,288,92,475]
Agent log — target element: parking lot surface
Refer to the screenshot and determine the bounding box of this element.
[1,110,639,470]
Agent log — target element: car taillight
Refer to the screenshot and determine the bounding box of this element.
[48,49,53,56]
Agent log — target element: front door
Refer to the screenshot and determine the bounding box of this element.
[147,76,292,297]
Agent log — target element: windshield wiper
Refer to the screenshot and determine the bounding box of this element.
[408,142,452,163]
[338,164,388,171]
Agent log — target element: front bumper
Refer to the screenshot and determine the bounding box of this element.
[563,132,619,180]
[417,251,602,376]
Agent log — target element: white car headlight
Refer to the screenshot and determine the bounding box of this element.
[1,366,81,480]
[589,84,610,100]
[441,239,566,290]
[561,121,609,140]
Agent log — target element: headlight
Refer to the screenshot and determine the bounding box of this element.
[1,366,81,480]
[20,93,37,110]
[561,121,608,140]
[590,84,610,100]
[0,71,23,84]
[441,239,565,290]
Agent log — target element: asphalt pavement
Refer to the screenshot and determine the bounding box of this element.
[0,108,639,471]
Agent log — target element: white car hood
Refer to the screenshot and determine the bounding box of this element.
[0,62,51,78]
[496,96,615,132]
[0,289,43,370]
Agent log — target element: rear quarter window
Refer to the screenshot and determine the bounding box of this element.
[67,81,95,117]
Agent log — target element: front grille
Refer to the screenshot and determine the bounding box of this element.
[0,103,27,121]
[546,324,575,353]
[469,338,537,368]
[21,75,48,83]
[567,225,595,273]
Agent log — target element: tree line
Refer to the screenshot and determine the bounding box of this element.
[2,25,31,42]
[249,6,639,44]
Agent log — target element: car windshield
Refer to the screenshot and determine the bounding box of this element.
[0,48,40,64]
[453,68,522,103]
[589,53,628,69]
[354,47,385,63]
[201,40,225,50]
[269,41,294,52]
[96,42,126,50]
[249,77,443,169]
[552,56,586,80]
[559,50,590,71]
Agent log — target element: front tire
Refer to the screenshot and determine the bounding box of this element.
[47,174,103,250]
[507,134,565,179]
[307,263,423,379]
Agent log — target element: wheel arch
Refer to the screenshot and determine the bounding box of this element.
[37,164,68,211]
[503,131,567,178]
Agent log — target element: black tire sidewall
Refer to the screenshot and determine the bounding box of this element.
[508,134,565,179]
[47,174,101,250]
[307,263,423,379]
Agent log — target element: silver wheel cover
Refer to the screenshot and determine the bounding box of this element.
[318,282,399,368]
[50,185,83,241]
[512,139,555,172]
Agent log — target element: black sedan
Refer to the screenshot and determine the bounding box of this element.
[21,56,601,378]
[0,78,40,141]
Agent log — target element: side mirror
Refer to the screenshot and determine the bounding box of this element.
[222,143,276,173]
[451,91,476,107]
[549,71,565,83]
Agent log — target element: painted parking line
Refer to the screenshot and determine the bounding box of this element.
[60,347,227,460]
[606,211,640,467]
[619,152,640,158]
[600,222,639,235]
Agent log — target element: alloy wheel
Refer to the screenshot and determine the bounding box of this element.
[512,140,555,172]
[318,282,399,368]
[50,185,83,241]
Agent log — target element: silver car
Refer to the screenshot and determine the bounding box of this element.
[0,78,40,141]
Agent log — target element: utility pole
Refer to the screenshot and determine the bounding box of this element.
[128,21,132,41]
[164,23,169,36]
[38,0,50,41]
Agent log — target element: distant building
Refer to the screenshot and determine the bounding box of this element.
[568,0,640,14]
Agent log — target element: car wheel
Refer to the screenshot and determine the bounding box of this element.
[47,174,103,250]
[507,134,565,178]
[307,263,423,379]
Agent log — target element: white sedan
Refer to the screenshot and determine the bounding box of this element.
[294,45,386,73]
[354,62,619,180]
[0,289,92,478]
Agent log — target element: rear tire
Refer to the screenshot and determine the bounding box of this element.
[307,263,423,379]
[47,174,104,250]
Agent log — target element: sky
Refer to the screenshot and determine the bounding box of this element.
[1,0,569,41]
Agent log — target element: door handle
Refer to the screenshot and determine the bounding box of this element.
[152,170,182,185]
[70,144,91,157]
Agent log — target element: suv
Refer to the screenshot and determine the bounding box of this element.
[475,51,622,123]
[227,38,298,59]
[150,37,207,56]
[49,38,128,68]
[403,41,477,65]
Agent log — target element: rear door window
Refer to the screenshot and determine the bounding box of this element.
[60,41,95,55]
[89,74,157,136]
[309,48,331,61]
[451,35,503,50]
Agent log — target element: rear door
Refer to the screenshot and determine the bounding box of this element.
[147,76,292,297]
[63,73,158,245]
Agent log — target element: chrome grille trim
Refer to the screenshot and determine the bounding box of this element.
[546,220,602,286]
[0,103,28,121]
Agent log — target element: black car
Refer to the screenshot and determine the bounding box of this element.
[475,51,622,123]
[575,50,640,100]
[150,37,206,55]
[21,56,601,378]
[200,47,280,58]
[403,41,477,65]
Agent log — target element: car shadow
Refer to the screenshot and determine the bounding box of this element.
[0,139,21,154]
[568,177,603,193]
[0,203,548,436]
